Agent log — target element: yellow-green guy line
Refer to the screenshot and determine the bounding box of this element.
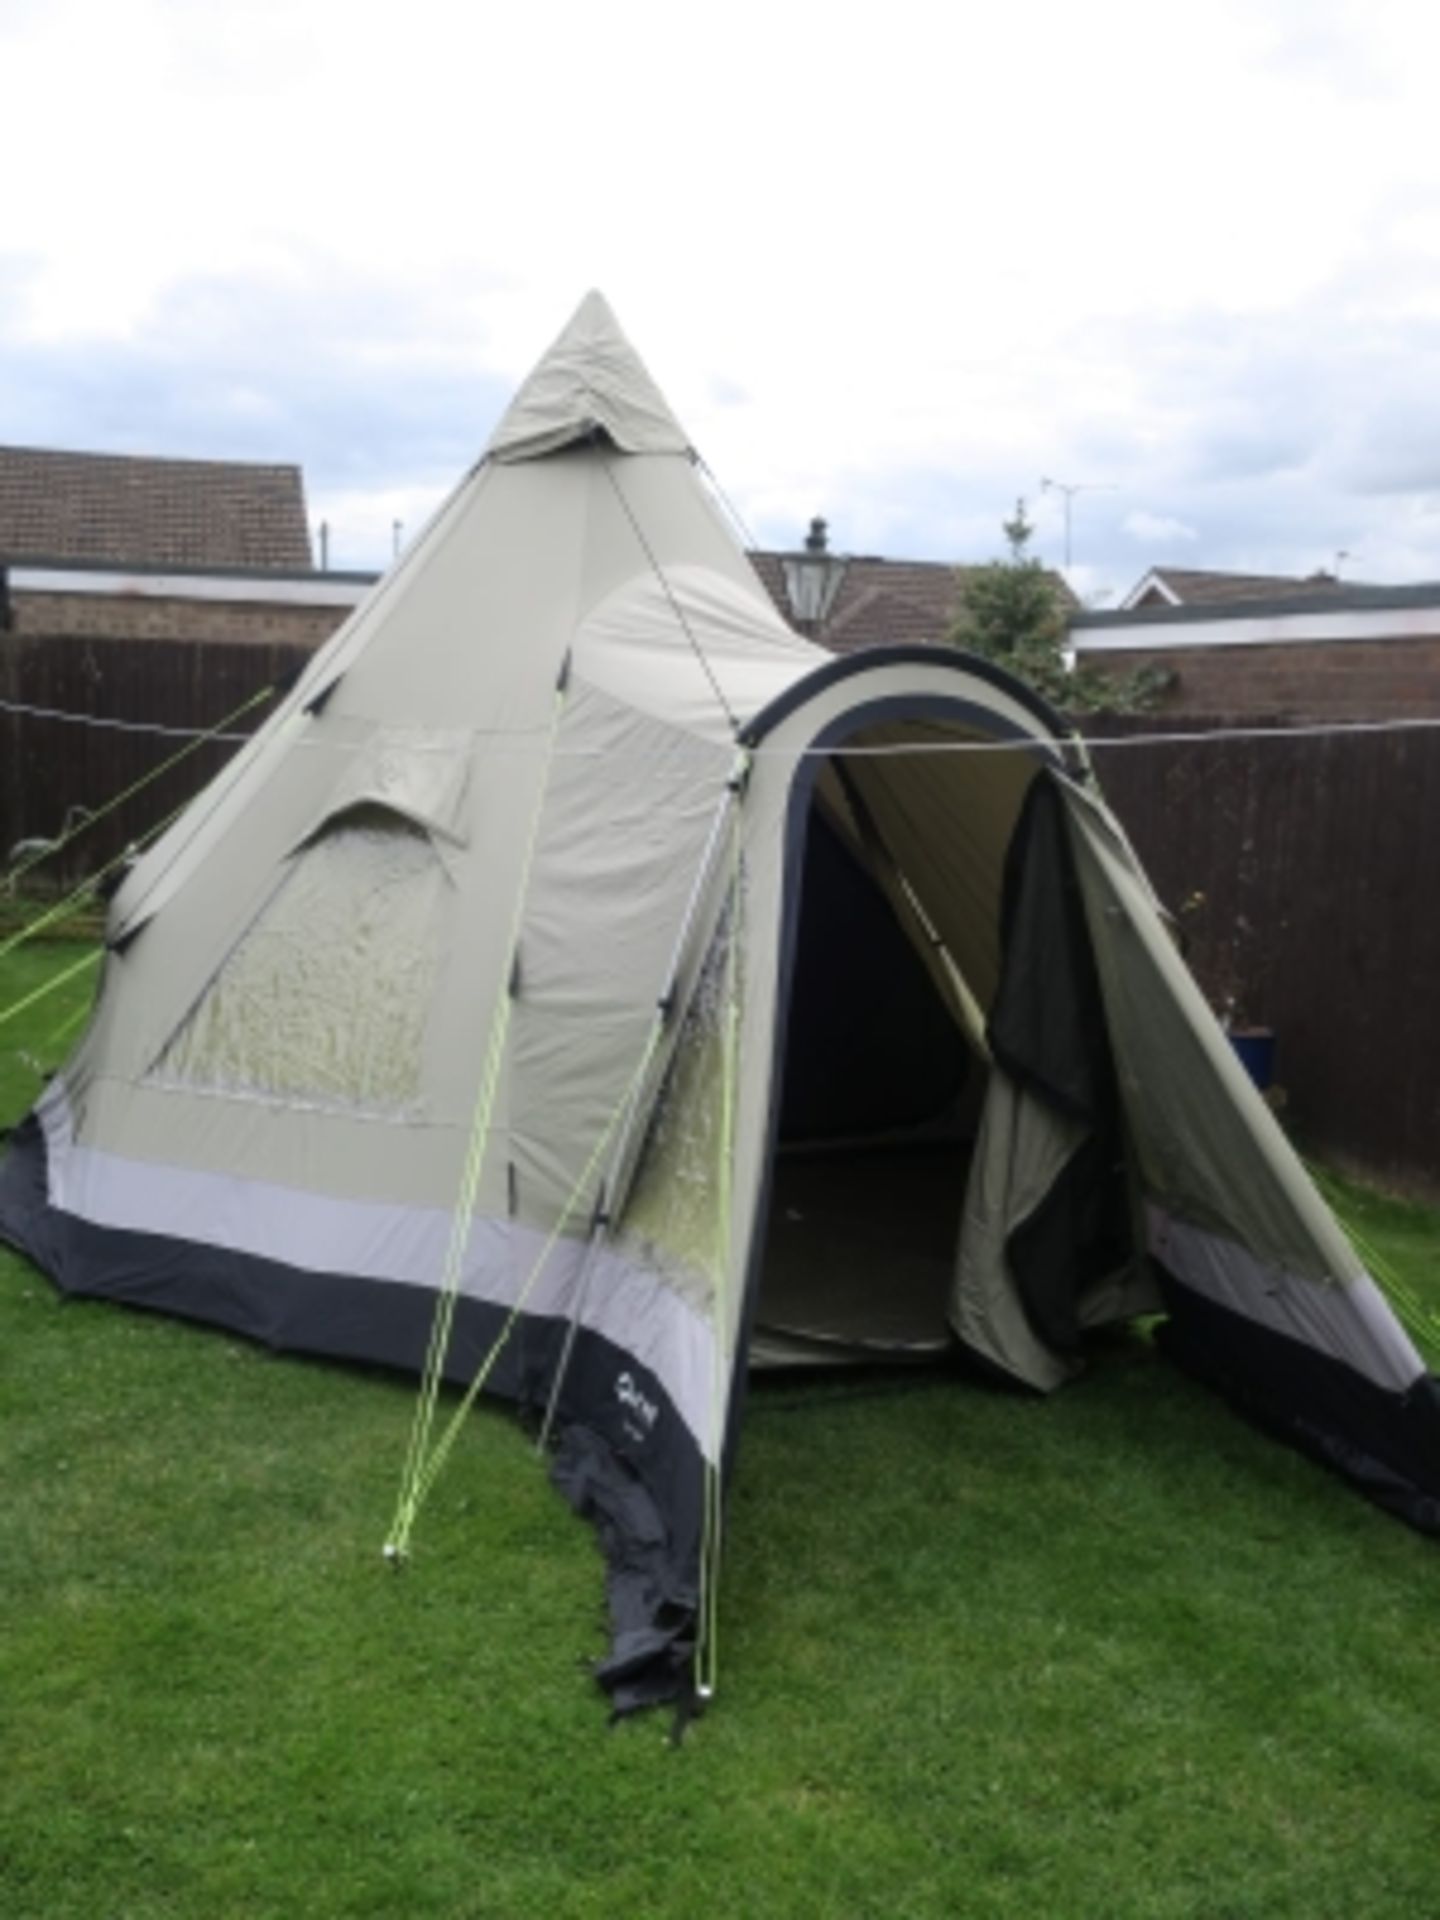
[41,993,94,1056]
[398,1027,668,1531]
[1305,1160,1440,1367]
[386,680,568,1563]
[0,947,105,1033]
[0,787,205,1034]
[0,783,195,973]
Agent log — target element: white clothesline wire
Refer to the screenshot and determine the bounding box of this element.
[3,691,1440,757]
[0,695,254,743]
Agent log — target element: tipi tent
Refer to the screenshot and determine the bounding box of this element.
[3,294,1438,1712]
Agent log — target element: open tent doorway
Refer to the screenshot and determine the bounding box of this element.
[752,745,997,1367]
[748,708,1139,1383]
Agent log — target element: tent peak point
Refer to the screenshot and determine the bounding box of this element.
[486,292,691,463]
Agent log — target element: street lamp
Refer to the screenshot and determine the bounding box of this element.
[781,517,848,634]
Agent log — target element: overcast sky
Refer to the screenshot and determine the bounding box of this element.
[5,0,1440,601]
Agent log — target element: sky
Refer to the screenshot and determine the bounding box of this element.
[5,0,1440,602]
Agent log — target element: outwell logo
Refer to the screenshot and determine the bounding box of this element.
[615,1370,659,1434]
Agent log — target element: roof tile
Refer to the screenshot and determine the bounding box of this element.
[0,445,313,571]
[748,549,1074,653]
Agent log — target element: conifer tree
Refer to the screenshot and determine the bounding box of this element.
[948,501,1166,713]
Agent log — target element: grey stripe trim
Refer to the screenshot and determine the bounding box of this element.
[37,1083,717,1460]
[1147,1205,1423,1395]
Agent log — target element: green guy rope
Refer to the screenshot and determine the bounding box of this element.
[0,788,200,1037]
[392,1028,668,1540]
[1306,1160,1440,1369]
[388,747,751,1565]
[0,689,276,1058]
[40,991,94,1057]
[0,784,195,972]
[386,677,569,1564]
[0,946,104,1034]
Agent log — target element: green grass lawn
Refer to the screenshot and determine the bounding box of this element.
[4,942,1440,1919]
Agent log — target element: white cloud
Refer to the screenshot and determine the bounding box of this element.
[1123,512,1201,546]
[5,0,1440,572]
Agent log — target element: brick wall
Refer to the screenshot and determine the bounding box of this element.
[1080,634,1440,721]
[11,587,346,649]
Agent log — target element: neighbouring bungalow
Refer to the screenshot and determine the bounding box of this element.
[1119,565,1383,613]
[1075,575,1440,721]
[0,445,358,651]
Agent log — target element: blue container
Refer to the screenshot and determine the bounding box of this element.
[1229,1029,1276,1090]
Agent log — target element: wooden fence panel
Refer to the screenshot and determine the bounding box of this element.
[1087,716,1440,1199]
[1,633,311,890]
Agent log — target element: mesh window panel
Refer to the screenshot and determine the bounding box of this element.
[153,806,448,1115]
[617,883,741,1300]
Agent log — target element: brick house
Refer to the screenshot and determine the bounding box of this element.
[1073,581,1440,721]
[1119,566,1375,613]
[0,444,314,571]
[0,445,353,652]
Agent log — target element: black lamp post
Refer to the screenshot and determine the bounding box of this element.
[781,517,847,634]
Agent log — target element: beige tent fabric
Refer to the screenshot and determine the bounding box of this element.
[487,291,692,461]
[837,719,1042,1014]
[509,679,735,1230]
[1062,784,1427,1391]
[952,1068,1088,1391]
[45,297,831,1467]
[1063,785,1364,1287]
[573,561,818,744]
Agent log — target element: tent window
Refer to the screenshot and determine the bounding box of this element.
[152,805,448,1115]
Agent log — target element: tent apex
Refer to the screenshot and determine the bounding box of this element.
[486,292,692,464]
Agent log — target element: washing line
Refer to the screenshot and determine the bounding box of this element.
[0,694,256,743]
[6,689,1440,757]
